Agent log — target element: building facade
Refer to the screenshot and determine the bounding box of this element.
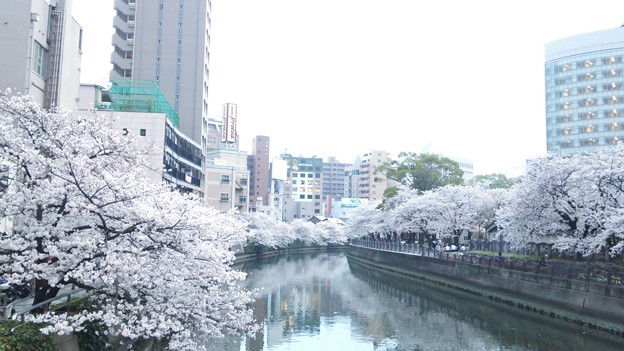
[77,83,203,194]
[204,149,250,212]
[321,156,350,216]
[247,136,271,212]
[344,150,390,204]
[110,0,212,150]
[279,154,323,222]
[0,0,82,109]
[545,26,624,155]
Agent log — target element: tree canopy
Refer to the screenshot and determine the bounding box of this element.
[467,173,515,189]
[0,92,256,350]
[374,152,464,195]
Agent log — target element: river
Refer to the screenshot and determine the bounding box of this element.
[204,250,624,351]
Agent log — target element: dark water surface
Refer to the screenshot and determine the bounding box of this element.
[205,251,624,351]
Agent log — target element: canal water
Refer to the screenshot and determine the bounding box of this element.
[205,251,624,351]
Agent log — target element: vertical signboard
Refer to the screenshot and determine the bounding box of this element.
[221,103,237,143]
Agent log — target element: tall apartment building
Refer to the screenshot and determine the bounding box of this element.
[247,136,271,212]
[545,26,624,155]
[110,0,211,150]
[344,150,390,204]
[280,154,323,222]
[0,0,82,109]
[322,156,350,216]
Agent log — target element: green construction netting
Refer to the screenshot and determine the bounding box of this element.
[105,78,180,127]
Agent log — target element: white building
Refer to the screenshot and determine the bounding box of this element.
[0,0,83,110]
[78,83,203,194]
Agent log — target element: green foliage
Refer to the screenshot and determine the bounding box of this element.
[0,321,57,351]
[374,152,464,194]
[467,173,515,189]
[76,321,111,351]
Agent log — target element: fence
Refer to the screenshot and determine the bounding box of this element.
[350,239,624,287]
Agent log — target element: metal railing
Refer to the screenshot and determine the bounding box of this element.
[1,286,87,328]
[349,239,624,287]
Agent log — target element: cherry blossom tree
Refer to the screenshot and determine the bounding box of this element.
[0,92,256,350]
[497,148,624,258]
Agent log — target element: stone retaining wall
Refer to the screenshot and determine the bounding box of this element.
[347,245,624,337]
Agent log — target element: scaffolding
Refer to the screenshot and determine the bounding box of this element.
[104,79,180,128]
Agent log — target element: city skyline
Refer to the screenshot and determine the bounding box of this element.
[73,0,624,177]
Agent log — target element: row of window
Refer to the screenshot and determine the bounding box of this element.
[555,109,620,122]
[220,174,248,185]
[553,122,623,135]
[558,96,624,110]
[554,69,622,85]
[552,137,623,149]
[558,56,621,72]
[556,82,623,97]
[220,193,247,203]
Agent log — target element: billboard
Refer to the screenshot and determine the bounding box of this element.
[221,103,237,143]
[340,198,368,207]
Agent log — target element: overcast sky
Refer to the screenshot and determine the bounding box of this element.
[73,0,624,177]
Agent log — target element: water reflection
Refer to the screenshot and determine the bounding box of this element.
[204,251,624,351]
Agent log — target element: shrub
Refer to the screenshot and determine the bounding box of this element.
[0,321,57,351]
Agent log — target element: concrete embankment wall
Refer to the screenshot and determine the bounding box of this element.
[233,245,347,265]
[347,245,624,337]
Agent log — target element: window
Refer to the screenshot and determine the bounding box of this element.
[220,193,229,202]
[140,129,146,136]
[33,41,46,77]
[240,178,248,186]
[221,175,230,183]
[239,196,246,203]
[126,33,134,41]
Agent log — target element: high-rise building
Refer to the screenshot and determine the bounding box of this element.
[322,156,350,216]
[344,150,390,204]
[0,0,83,109]
[545,26,624,155]
[247,136,271,212]
[110,0,211,150]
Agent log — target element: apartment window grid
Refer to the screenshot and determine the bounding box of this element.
[546,49,624,154]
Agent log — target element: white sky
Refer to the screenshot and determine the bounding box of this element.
[73,0,624,177]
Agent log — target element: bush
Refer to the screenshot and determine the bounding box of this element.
[0,321,57,351]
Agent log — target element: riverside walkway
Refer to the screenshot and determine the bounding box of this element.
[349,239,624,288]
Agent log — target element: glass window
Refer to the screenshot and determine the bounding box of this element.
[33,41,46,77]
[220,193,229,202]
[221,175,230,183]
[140,129,146,136]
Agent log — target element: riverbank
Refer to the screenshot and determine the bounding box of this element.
[233,244,347,265]
[346,244,624,339]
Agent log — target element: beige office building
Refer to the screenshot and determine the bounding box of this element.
[345,150,390,204]
[204,149,250,212]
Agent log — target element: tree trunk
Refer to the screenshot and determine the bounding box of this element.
[32,279,60,314]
